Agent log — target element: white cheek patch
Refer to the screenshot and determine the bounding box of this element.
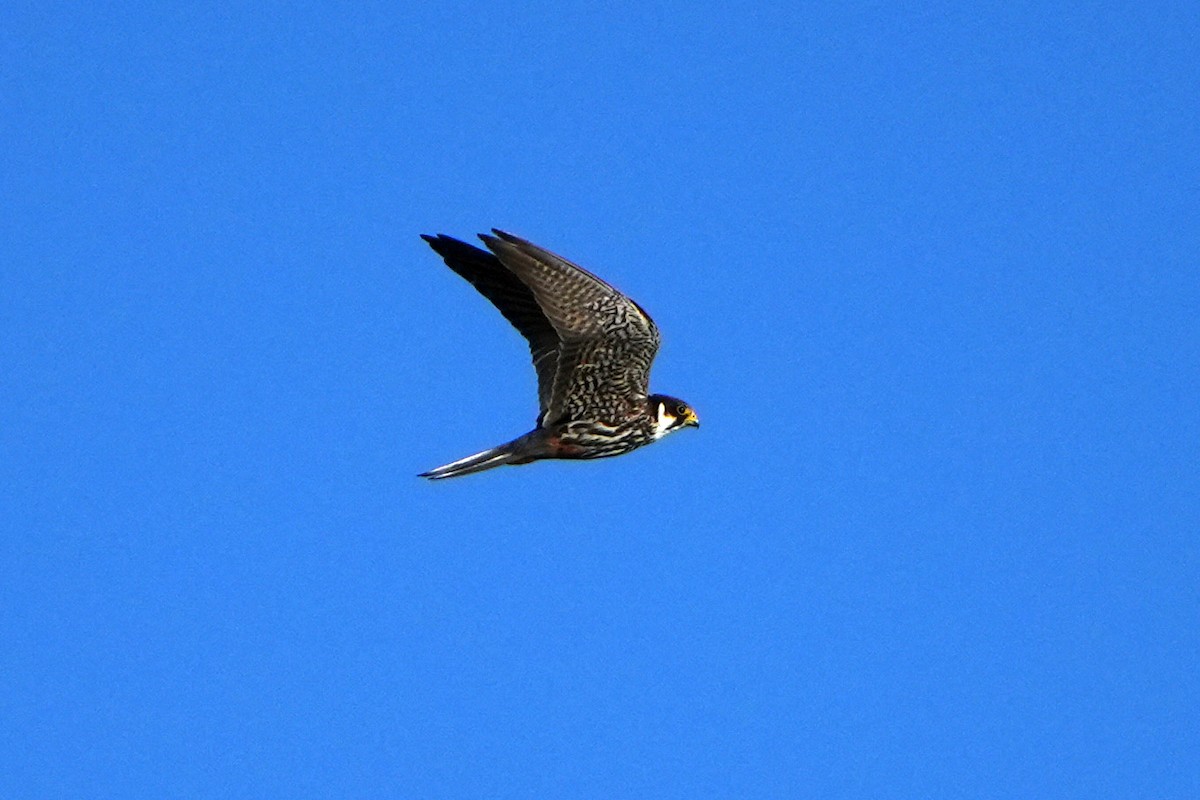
[653,401,676,440]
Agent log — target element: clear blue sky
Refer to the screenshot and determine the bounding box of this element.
[3,3,1198,797]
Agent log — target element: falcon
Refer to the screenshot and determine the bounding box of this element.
[418,229,699,479]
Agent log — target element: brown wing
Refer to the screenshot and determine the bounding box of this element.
[422,234,561,418]
[480,230,661,426]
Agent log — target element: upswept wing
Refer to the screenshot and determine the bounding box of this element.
[480,230,661,425]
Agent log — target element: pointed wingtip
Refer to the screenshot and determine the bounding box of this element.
[477,231,501,253]
[480,229,525,255]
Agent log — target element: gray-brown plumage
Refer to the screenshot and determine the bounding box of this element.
[419,229,699,479]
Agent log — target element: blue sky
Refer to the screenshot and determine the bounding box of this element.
[3,2,1198,797]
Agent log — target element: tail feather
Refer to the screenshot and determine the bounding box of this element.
[419,445,517,480]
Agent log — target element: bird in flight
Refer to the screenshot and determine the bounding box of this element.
[419,229,699,480]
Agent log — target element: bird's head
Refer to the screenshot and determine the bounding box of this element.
[648,394,700,439]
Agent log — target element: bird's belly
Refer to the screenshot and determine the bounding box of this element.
[553,421,649,460]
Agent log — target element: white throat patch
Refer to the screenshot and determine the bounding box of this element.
[652,401,677,440]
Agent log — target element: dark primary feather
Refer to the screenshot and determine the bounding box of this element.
[421,234,560,420]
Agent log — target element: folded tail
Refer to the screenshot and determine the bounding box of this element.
[419,444,519,480]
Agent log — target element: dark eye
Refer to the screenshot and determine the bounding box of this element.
[676,404,688,417]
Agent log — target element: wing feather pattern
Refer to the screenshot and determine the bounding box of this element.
[480,230,661,425]
[423,230,663,429]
